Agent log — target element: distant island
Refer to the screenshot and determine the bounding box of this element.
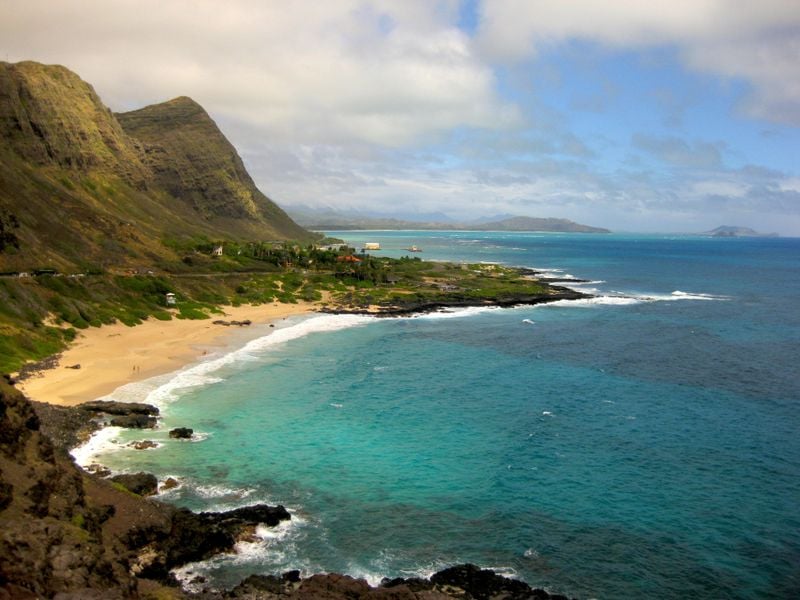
[701,226,778,238]
[289,210,611,233]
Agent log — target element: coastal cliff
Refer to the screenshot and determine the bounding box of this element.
[0,60,312,273]
[116,97,304,237]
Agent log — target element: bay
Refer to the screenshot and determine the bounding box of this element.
[91,232,800,599]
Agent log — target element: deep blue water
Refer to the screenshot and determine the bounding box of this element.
[89,232,800,599]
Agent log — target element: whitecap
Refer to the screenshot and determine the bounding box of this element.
[486,565,518,579]
[344,554,451,588]
[412,306,499,320]
[565,280,606,286]
[70,425,125,467]
[545,296,642,307]
[192,483,256,502]
[628,290,729,302]
[522,319,535,325]
[172,513,311,592]
[667,290,729,301]
[330,403,344,409]
[344,564,391,588]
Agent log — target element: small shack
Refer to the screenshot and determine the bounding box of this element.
[212,245,224,257]
[165,292,177,306]
[363,242,381,251]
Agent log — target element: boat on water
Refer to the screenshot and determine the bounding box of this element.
[405,245,423,252]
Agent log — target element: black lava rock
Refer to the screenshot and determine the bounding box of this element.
[168,427,193,439]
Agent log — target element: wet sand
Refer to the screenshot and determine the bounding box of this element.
[17,302,319,407]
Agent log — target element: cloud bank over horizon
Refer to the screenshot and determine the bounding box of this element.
[2,0,799,233]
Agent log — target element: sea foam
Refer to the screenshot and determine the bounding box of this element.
[545,290,729,308]
[412,306,499,320]
[70,425,124,467]
[139,313,374,408]
[172,513,311,593]
[71,313,376,468]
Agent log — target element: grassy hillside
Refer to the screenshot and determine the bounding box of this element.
[0,241,579,374]
[0,60,313,276]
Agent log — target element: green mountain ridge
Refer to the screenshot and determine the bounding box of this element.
[0,60,311,273]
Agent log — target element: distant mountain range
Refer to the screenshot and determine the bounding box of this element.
[289,209,610,233]
[701,226,778,238]
[0,61,311,272]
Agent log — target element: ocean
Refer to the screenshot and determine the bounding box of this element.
[79,231,800,599]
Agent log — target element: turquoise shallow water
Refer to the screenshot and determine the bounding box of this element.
[87,232,800,599]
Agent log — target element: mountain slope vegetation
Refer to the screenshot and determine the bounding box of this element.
[0,60,311,274]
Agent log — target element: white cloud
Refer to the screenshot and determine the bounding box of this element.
[0,0,519,146]
[476,0,800,125]
[1,1,798,234]
[690,180,746,198]
[632,134,724,169]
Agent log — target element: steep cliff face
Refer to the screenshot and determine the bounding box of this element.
[0,61,149,186]
[117,97,306,239]
[0,61,311,272]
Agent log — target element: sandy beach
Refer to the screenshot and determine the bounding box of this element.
[17,302,320,407]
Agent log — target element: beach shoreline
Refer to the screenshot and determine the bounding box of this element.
[16,301,320,407]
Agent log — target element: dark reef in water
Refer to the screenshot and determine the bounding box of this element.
[1,359,578,599]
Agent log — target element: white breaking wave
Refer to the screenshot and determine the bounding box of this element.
[192,482,257,505]
[172,514,311,593]
[137,313,374,407]
[545,290,729,308]
[663,290,729,301]
[412,305,499,320]
[546,296,642,307]
[70,425,125,467]
[344,555,453,589]
[565,280,606,286]
[73,316,375,466]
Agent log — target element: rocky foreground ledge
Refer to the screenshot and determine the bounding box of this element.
[1,378,575,599]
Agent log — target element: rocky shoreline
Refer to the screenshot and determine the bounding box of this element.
[1,378,579,599]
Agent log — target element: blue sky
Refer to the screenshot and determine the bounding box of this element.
[2,0,799,233]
